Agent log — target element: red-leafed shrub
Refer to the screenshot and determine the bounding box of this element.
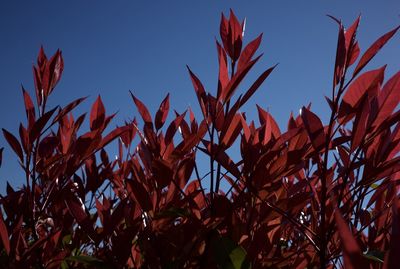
[0,10,399,269]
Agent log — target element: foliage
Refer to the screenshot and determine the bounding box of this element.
[0,9,400,269]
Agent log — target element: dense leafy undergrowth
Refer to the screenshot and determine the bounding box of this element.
[1,10,400,269]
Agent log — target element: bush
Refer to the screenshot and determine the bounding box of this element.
[0,9,399,269]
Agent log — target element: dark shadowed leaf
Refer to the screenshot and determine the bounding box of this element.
[66,255,108,268]
[211,235,251,269]
[383,197,400,269]
[334,209,368,269]
[0,208,10,255]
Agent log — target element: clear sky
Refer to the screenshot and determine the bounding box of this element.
[0,1,399,190]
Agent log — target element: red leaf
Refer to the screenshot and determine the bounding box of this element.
[237,33,262,71]
[221,113,242,148]
[300,107,325,151]
[174,157,195,189]
[350,95,370,152]
[99,125,131,149]
[240,64,276,108]
[228,9,243,61]
[221,54,262,102]
[187,66,207,117]
[130,91,153,129]
[29,107,57,143]
[90,95,106,130]
[19,124,29,154]
[53,97,87,123]
[257,105,281,139]
[165,112,186,146]
[339,66,385,122]
[2,129,23,162]
[154,93,170,130]
[32,66,43,106]
[375,71,400,127]
[42,49,64,95]
[334,210,368,269]
[21,86,36,130]
[353,25,400,77]
[345,16,361,66]
[216,41,229,99]
[334,24,346,85]
[0,208,10,255]
[220,13,230,57]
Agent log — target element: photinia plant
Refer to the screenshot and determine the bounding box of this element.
[0,9,399,269]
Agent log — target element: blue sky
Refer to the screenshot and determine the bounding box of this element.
[0,1,399,190]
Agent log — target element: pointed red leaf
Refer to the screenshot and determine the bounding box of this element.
[238,33,262,71]
[220,13,230,56]
[130,91,153,129]
[99,125,131,149]
[345,16,361,66]
[300,107,325,151]
[339,66,385,122]
[334,24,346,85]
[257,105,281,139]
[350,96,370,152]
[165,112,186,146]
[42,49,64,95]
[53,96,87,123]
[21,86,36,130]
[187,66,207,117]
[2,129,23,162]
[19,124,29,154]
[240,64,276,108]
[155,93,170,130]
[221,54,262,102]
[175,157,195,189]
[353,25,400,77]
[375,71,400,127]
[216,41,229,99]
[89,95,105,131]
[29,107,57,143]
[221,113,242,148]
